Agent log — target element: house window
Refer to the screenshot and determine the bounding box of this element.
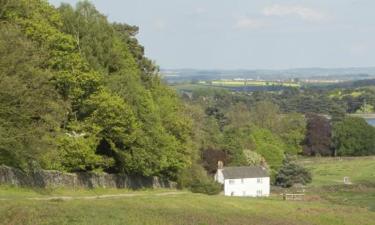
[257,178,262,184]
[256,190,262,196]
[229,179,235,185]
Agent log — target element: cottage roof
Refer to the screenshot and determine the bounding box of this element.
[221,166,268,179]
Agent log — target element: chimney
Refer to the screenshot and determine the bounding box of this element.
[217,161,224,170]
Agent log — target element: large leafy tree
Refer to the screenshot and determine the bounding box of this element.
[0,24,66,169]
[250,128,285,173]
[333,117,375,156]
[0,0,193,180]
[302,113,333,156]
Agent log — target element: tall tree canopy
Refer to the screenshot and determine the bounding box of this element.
[302,113,332,156]
[0,0,192,180]
[333,117,375,156]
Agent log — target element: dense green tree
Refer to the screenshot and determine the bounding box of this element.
[250,101,280,132]
[333,117,375,156]
[221,128,249,166]
[303,113,333,156]
[50,135,112,172]
[0,24,66,170]
[275,156,312,188]
[225,103,252,129]
[0,0,193,180]
[278,113,306,155]
[250,128,285,173]
[243,150,267,168]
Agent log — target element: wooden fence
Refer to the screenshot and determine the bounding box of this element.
[281,193,305,201]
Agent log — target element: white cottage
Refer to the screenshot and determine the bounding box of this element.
[215,164,270,197]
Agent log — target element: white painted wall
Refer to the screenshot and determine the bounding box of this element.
[223,177,270,197]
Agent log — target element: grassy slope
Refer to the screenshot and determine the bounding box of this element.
[299,157,375,211]
[1,157,375,225]
[1,191,374,225]
[300,157,375,186]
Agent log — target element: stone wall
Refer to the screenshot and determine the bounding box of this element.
[0,165,176,189]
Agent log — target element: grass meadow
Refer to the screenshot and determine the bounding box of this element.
[0,157,374,225]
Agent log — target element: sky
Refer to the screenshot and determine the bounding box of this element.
[48,0,375,70]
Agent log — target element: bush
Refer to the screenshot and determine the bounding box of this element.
[177,164,222,195]
[190,179,222,195]
[275,156,312,188]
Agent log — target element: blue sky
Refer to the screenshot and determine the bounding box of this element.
[48,0,375,70]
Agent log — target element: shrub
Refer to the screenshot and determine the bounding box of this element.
[275,156,312,188]
[177,164,222,195]
[190,179,222,195]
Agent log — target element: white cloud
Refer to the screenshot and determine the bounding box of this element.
[262,4,326,22]
[234,18,265,30]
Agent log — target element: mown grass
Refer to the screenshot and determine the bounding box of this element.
[1,192,374,225]
[0,185,174,200]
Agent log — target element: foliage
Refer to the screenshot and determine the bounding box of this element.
[250,129,285,173]
[190,179,222,195]
[275,156,312,188]
[51,135,112,172]
[356,103,374,114]
[303,113,332,156]
[201,148,228,175]
[250,101,280,132]
[0,24,66,170]
[0,0,192,180]
[278,113,306,155]
[221,128,248,166]
[333,117,375,156]
[243,150,267,167]
[177,163,222,195]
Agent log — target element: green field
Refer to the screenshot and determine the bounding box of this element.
[1,189,374,225]
[300,157,375,187]
[299,157,375,211]
[170,80,300,92]
[210,80,300,87]
[170,83,225,92]
[1,157,374,225]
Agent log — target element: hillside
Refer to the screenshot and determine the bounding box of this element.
[1,157,374,225]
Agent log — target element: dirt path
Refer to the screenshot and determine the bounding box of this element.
[12,191,187,201]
